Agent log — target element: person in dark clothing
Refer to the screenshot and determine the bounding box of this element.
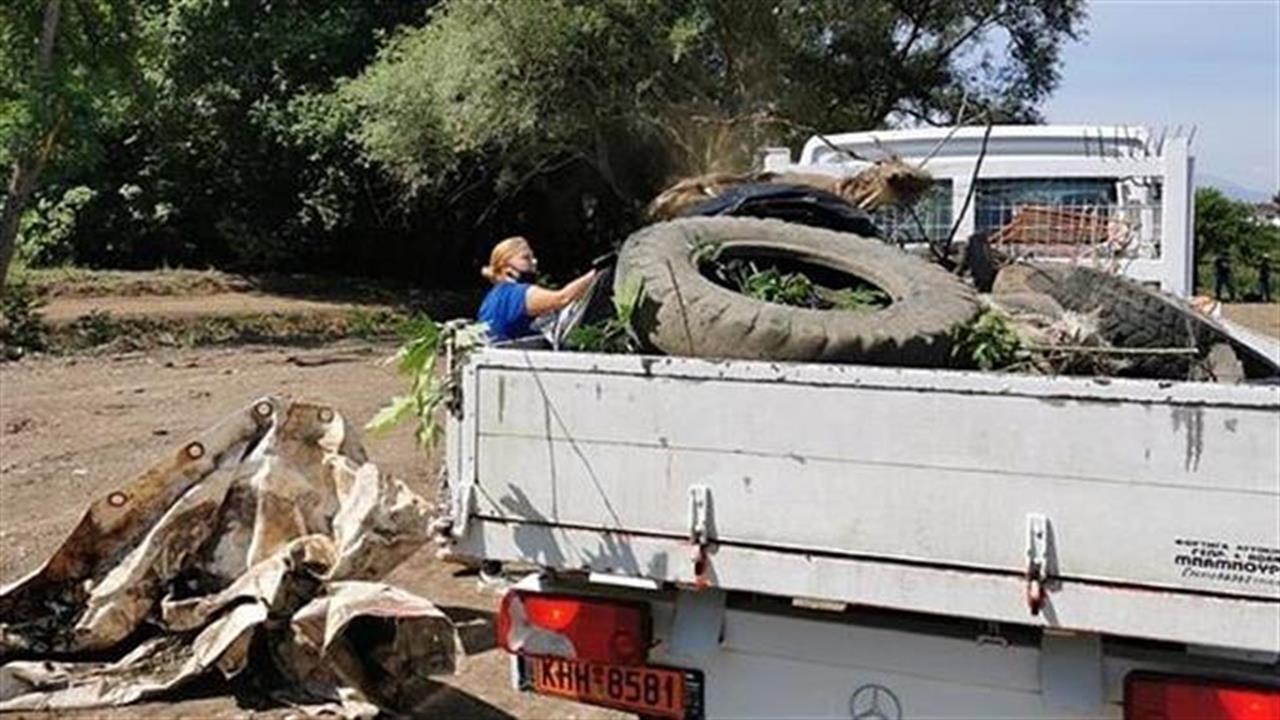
[1214,255,1233,301]
[1259,261,1273,303]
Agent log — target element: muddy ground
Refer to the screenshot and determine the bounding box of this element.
[0,342,621,719]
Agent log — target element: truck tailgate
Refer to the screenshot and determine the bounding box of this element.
[448,349,1280,652]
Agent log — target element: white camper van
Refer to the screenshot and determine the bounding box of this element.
[764,125,1196,297]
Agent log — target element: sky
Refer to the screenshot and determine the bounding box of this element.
[1043,0,1279,198]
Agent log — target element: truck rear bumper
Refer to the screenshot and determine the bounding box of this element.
[502,574,1277,720]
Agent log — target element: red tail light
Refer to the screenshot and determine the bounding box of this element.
[1126,673,1280,720]
[498,590,651,666]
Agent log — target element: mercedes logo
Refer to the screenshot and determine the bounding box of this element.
[849,683,903,720]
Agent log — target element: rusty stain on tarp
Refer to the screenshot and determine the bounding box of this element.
[0,397,460,716]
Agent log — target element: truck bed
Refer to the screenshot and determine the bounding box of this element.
[446,348,1280,653]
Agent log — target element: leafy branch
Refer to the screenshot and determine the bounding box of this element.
[564,278,645,354]
[692,236,889,310]
[366,316,486,449]
[950,309,1023,371]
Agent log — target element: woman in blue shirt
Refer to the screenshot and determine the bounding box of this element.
[478,236,597,342]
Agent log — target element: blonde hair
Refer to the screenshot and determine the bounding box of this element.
[481,236,531,284]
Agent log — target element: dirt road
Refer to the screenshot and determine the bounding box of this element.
[0,343,621,719]
[1223,302,1280,341]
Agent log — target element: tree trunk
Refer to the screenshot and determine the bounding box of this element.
[0,0,63,293]
[0,160,38,292]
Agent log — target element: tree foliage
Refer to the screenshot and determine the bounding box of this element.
[0,0,143,171]
[1194,187,1278,298]
[65,0,434,270]
[343,0,1087,206]
[5,0,434,277]
[6,0,1087,286]
[0,0,149,287]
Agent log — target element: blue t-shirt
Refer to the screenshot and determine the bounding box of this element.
[478,282,534,341]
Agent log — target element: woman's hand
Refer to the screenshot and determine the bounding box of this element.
[525,269,598,317]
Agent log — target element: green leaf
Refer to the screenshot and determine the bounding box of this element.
[368,317,486,450]
[365,395,414,433]
[397,324,440,375]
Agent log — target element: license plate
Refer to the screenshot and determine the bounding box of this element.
[521,655,703,719]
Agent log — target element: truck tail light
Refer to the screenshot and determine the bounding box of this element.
[1125,673,1280,720]
[497,590,651,666]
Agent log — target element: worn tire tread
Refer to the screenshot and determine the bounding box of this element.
[615,217,980,365]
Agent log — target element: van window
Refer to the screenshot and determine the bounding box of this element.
[872,180,953,244]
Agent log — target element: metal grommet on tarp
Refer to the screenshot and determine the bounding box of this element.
[184,442,205,460]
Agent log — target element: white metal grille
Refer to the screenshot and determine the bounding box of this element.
[984,201,1163,263]
[976,178,1163,266]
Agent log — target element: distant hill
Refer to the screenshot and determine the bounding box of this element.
[1196,173,1272,203]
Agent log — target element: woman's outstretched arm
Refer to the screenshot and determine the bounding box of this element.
[525,269,598,316]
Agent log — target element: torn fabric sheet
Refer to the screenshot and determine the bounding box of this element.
[0,397,458,713]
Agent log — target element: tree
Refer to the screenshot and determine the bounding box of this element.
[121,0,435,269]
[0,0,145,290]
[50,0,436,272]
[5,0,1088,285]
[1,0,64,290]
[1194,187,1279,298]
[340,0,1088,217]
[3,1,435,279]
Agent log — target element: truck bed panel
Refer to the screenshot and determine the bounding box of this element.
[450,349,1280,651]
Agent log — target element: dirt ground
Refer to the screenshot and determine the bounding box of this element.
[1223,302,1280,340]
[37,293,395,323]
[0,342,622,719]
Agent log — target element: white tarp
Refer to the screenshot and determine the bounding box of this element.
[0,397,459,715]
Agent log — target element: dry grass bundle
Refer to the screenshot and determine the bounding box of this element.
[647,159,935,220]
[647,171,763,220]
[834,159,933,211]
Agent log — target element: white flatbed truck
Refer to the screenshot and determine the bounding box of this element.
[441,344,1280,719]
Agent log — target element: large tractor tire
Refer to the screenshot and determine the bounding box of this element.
[997,263,1279,380]
[614,216,979,366]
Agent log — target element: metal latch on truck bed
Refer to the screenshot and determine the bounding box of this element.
[689,485,713,589]
[1026,513,1050,615]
